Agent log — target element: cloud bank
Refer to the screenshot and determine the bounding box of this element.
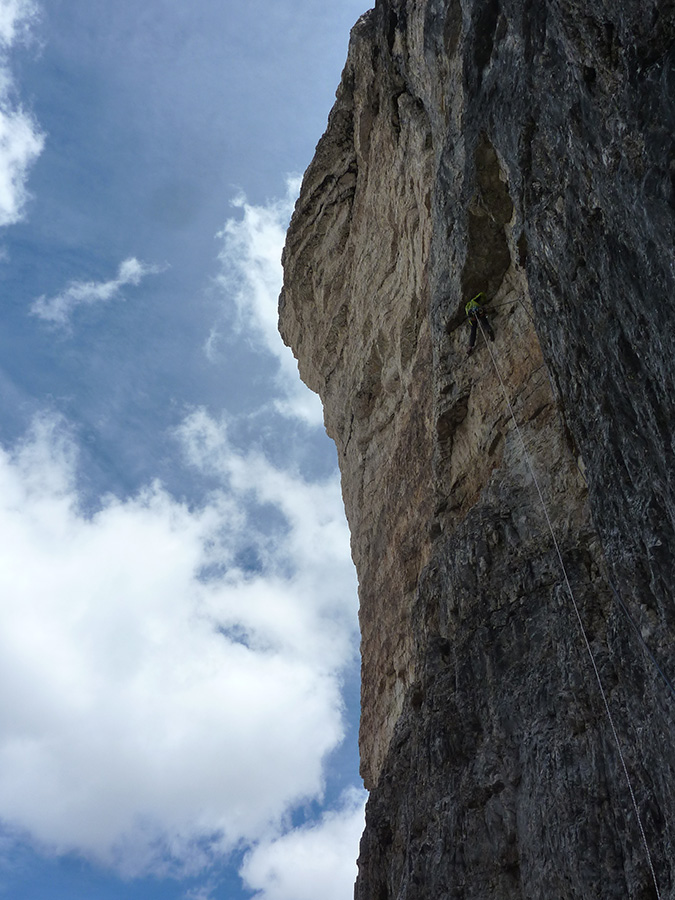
[0,0,38,45]
[0,412,357,876]
[0,0,43,228]
[30,257,166,326]
[214,177,323,424]
[2,174,364,895]
[241,788,366,900]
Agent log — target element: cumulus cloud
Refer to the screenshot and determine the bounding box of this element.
[0,0,39,46]
[0,98,43,225]
[177,408,357,667]
[30,257,167,326]
[2,175,364,894]
[0,411,357,876]
[214,177,323,424]
[0,0,44,227]
[240,788,366,900]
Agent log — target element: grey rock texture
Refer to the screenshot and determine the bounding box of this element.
[280,0,675,897]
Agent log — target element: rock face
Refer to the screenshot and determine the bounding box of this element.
[280,1,675,897]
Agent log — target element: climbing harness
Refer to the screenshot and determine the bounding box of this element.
[448,293,534,340]
[465,291,486,313]
[476,317,663,900]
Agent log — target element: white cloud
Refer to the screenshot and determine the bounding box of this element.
[30,257,167,326]
[184,883,217,900]
[0,0,43,227]
[240,788,366,900]
[204,324,221,363]
[0,0,39,47]
[0,100,43,225]
[0,411,358,876]
[177,408,357,668]
[2,173,363,892]
[214,177,323,425]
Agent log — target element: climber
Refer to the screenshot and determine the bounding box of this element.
[465,291,495,355]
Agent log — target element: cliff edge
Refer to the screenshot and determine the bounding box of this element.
[280,1,675,896]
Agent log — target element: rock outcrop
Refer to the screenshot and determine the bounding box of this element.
[280,1,675,897]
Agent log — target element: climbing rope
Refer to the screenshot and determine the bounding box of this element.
[480,296,536,325]
[448,297,533,336]
[476,318,662,900]
[608,578,675,703]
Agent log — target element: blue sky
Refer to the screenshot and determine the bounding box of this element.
[0,2,369,898]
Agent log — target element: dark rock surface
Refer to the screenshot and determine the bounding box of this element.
[280,0,675,897]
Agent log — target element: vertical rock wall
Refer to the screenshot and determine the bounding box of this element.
[280,1,675,897]
[281,12,437,786]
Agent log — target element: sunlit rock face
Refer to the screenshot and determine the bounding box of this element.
[280,0,675,896]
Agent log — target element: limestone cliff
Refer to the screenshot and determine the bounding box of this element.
[280,1,675,897]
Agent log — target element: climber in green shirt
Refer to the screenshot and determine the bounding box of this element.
[465,291,495,355]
